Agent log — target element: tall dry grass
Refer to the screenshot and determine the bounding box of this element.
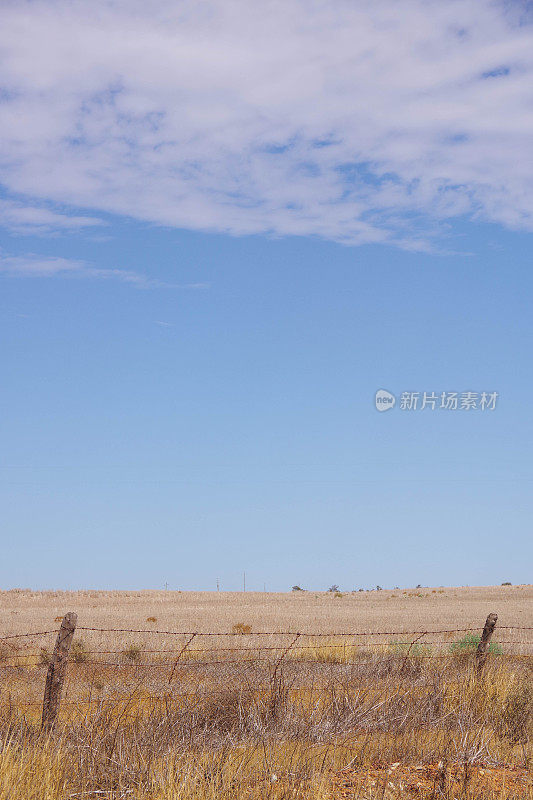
[0,588,531,798]
[0,652,530,799]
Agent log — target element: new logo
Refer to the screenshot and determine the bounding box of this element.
[375,389,396,412]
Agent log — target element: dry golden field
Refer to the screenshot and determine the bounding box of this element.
[1,584,532,640]
[0,586,531,799]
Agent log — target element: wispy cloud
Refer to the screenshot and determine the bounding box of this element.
[0,198,104,235]
[0,253,209,289]
[0,0,532,248]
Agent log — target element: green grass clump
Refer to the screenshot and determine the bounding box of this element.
[388,640,432,657]
[450,633,503,656]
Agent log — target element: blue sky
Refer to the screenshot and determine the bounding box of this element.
[1,0,532,590]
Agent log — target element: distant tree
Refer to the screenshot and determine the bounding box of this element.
[328,585,339,593]
[292,585,303,591]
[501,581,512,586]
[416,584,422,589]
[376,585,382,591]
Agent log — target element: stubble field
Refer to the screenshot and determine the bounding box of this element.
[2,583,531,639]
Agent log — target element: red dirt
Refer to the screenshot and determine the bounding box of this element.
[330,763,532,798]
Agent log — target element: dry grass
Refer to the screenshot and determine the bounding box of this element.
[0,652,531,798]
[0,587,531,798]
[1,585,531,642]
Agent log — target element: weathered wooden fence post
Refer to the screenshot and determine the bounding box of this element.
[476,612,497,671]
[41,611,77,733]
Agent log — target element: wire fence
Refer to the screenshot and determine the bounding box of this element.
[1,624,532,663]
[1,617,531,728]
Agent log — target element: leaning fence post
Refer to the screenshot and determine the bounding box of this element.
[41,612,77,733]
[476,612,497,671]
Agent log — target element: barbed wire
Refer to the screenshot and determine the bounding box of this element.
[72,638,533,653]
[0,625,530,671]
[3,653,531,670]
[0,630,59,641]
[2,639,533,663]
[75,626,493,636]
[0,624,531,668]
[1,625,527,641]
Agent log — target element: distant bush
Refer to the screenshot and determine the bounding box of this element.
[334,592,343,599]
[232,623,252,635]
[121,643,143,663]
[71,640,89,664]
[291,586,303,592]
[146,616,157,623]
[501,582,512,586]
[327,585,339,593]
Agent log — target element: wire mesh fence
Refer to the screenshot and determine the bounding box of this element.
[0,616,531,728]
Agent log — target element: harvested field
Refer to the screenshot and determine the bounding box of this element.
[1,584,531,640]
[0,586,531,799]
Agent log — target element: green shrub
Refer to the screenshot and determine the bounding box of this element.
[450,633,503,656]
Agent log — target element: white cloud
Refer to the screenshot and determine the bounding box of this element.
[0,253,208,288]
[0,255,87,278]
[0,0,532,247]
[0,198,104,235]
